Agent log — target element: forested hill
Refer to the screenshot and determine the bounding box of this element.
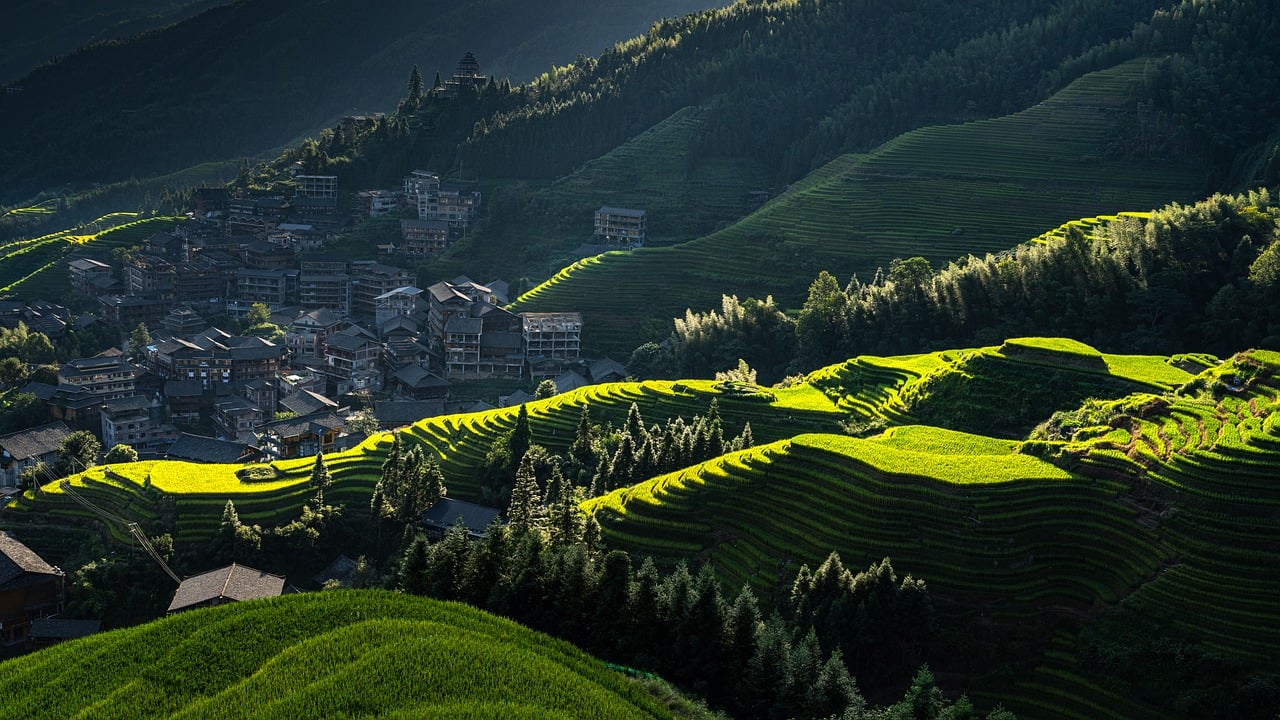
[0,0,717,203]
[280,0,1279,209]
[0,1,222,85]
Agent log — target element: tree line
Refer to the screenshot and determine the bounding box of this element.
[630,189,1280,380]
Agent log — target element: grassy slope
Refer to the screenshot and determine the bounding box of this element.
[14,377,846,543]
[0,214,179,298]
[441,106,770,281]
[511,59,1209,355]
[0,590,681,720]
[583,349,1280,719]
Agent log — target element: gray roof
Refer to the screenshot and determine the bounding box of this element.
[589,357,628,382]
[392,364,449,390]
[164,379,204,398]
[263,410,345,438]
[445,316,483,334]
[596,206,646,217]
[421,498,502,537]
[374,286,423,301]
[19,381,57,401]
[0,421,72,462]
[553,370,590,393]
[280,389,339,417]
[324,333,376,352]
[168,563,285,612]
[0,532,62,588]
[29,618,101,639]
[374,400,444,426]
[166,434,255,464]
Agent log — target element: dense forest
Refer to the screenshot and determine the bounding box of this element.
[285,0,1279,201]
[631,190,1280,383]
[0,0,715,203]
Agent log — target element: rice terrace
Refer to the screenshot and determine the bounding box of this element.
[1,0,1278,718]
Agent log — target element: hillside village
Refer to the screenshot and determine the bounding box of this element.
[0,56,648,494]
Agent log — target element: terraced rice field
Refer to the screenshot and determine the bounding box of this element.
[451,105,768,277]
[15,378,844,541]
[585,349,1280,719]
[0,214,177,297]
[805,337,1195,435]
[0,590,680,720]
[512,59,1209,355]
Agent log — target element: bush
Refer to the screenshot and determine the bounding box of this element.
[237,465,280,483]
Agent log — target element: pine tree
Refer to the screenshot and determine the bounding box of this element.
[422,452,447,510]
[407,65,425,100]
[509,404,532,465]
[398,535,430,595]
[570,404,595,469]
[625,402,646,445]
[309,451,331,506]
[507,453,544,536]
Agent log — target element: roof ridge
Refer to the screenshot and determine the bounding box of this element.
[221,562,236,600]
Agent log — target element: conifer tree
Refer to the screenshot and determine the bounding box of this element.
[570,404,595,469]
[507,453,544,536]
[509,404,532,466]
[309,451,331,506]
[398,535,430,595]
[407,65,424,100]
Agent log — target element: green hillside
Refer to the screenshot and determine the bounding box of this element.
[0,214,179,298]
[511,60,1208,354]
[447,106,769,279]
[11,337,1190,545]
[12,377,844,542]
[0,590,687,720]
[583,349,1280,719]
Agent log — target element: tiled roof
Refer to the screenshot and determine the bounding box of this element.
[421,498,502,537]
[0,421,72,462]
[166,433,254,464]
[374,400,444,426]
[167,563,285,612]
[0,532,62,588]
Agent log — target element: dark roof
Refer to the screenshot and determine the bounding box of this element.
[29,618,101,639]
[392,364,449,390]
[553,370,589,393]
[312,555,357,587]
[596,206,646,217]
[263,410,345,438]
[164,379,204,398]
[166,434,255,464]
[374,400,444,426]
[0,421,72,462]
[589,357,628,382]
[480,331,522,352]
[421,498,502,537]
[280,389,338,416]
[168,563,285,612]
[228,343,285,361]
[499,390,536,407]
[0,532,62,588]
[445,316,483,334]
[19,381,57,401]
[324,332,375,352]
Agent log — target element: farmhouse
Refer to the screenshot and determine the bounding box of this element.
[0,421,71,489]
[593,206,646,247]
[0,533,63,649]
[167,563,285,614]
[421,498,502,540]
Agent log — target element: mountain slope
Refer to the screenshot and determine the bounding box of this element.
[0,590,685,719]
[510,60,1208,354]
[584,348,1280,719]
[0,0,718,202]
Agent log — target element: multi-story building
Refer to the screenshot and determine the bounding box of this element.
[356,190,400,218]
[57,356,141,399]
[286,308,343,361]
[67,259,112,296]
[351,262,414,320]
[374,286,422,330]
[432,187,481,231]
[124,254,177,299]
[593,206,646,247]
[323,330,382,394]
[97,295,170,328]
[243,241,298,270]
[100,394,178,453]
[399,219,450,256]
[522,312,583,379]
[403,170,440,200]
[235,267,299,308]
[299,258,351,315]
[295,175,337,199]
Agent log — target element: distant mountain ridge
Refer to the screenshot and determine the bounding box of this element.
[0,0,719,203]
